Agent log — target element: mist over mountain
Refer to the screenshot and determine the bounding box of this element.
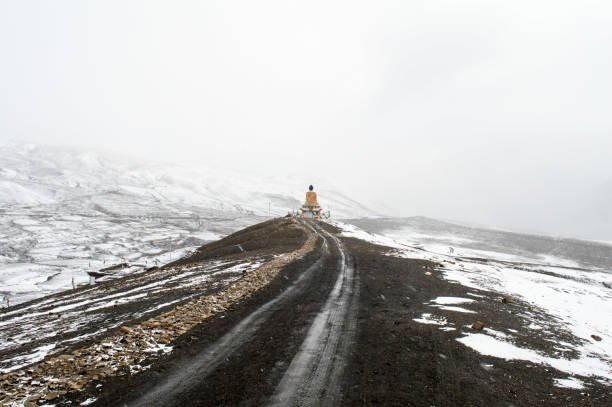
[0,141,381,219]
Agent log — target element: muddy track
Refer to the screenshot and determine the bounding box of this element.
[124,221,359,406]
[269,228,359,406]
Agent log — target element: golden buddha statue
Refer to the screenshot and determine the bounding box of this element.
[300,185,322,218]
[305,185,319,207]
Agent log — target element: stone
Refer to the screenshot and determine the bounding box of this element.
[471,321,485,331]
[591,334,602,341]
[45,392,59,401]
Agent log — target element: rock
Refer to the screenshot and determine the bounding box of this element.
[591,334,602,341]
[501,296,514,304]
[45,391,59,401]
[471,321,485,331]
[70,382,82,391]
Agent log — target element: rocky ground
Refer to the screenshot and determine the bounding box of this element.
[0,218,610,406]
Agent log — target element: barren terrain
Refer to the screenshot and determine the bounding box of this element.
[1,218,610,406]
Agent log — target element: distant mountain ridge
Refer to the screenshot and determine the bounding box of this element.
[345,216,612,271]
[0,142,382,219]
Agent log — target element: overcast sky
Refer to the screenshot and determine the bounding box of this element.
[1,1,611,240]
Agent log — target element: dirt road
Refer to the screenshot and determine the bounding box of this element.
[2,218,610,406]
[121,221,359,406]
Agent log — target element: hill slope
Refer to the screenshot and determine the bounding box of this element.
[0,142,381,305]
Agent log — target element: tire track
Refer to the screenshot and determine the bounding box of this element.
[128,228,330,407]
[268,225,359,406]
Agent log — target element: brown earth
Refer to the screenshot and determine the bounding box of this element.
[1,219,610,406]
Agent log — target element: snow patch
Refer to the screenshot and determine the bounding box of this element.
[413,313,447,326]
[457,333,611,381]
[439,326,457,332]
[553,377,585,389]
[0,343,56,373]
[431,305,477,314]
[430,296,475,305]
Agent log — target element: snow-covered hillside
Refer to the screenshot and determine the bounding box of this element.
[0,142,381,305]
[346,217,612,271]
[0,142,379,218]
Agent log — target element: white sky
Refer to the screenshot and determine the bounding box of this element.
[1,1,611,240]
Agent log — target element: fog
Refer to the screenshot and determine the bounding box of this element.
[1,1,611,240]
